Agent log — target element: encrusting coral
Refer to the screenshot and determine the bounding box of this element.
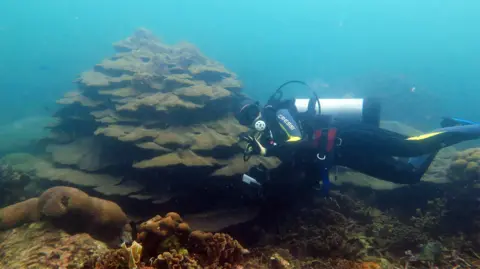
[0,221,110,269]
[0,186,128,242]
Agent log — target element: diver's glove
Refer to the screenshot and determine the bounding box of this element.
[239,133,267,161]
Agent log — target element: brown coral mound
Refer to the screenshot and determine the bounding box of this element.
[20,27,280,211]
[0,198,40,229]
[46,27,273,179]
[0,186,128,242]
[448,147,480,181]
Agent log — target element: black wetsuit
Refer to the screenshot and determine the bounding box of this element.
[258,101,480,185]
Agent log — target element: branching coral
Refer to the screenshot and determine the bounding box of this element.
[410,198,447,231]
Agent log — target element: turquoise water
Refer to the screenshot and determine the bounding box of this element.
[1,0,479,132]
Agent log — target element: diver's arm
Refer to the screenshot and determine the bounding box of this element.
[263,139,313,158]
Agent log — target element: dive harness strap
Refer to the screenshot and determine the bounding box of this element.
[314,128,338,195]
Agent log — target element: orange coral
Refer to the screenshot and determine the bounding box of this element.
[133,212,248,268]
[358,261,381,269]
[137,212,191,260]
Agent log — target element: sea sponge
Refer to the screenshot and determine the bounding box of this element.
[121,240,143,269]
[0,186,128,242]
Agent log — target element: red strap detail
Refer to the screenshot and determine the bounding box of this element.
[313,130,323,147]
[326,128,337,152]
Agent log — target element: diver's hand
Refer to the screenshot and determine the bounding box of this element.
[239,133,266,156]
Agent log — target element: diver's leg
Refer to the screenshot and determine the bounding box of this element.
[338,123,480,157]
[336,152,426,184]
[337,124,431,157]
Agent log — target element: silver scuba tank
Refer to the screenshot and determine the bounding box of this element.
[294,98,381,126]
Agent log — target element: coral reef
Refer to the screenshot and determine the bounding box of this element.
[3,28,480,269]
[1,28,279,217]
[0,186,128,242]
[137,212,191,259]
[0,221,109,269]
[0,162,37,207]
[48,27,276,180]
[448,147,480,181]
[86,212,249,269]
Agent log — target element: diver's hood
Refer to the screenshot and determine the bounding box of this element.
[235,100,260,126]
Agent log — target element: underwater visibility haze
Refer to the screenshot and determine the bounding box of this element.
[0,1,480,268]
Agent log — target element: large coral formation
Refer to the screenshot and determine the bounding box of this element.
[0,186,128,242]
[49,27,259,176]
[7,28,279,210]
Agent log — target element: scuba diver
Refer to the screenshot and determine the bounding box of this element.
[235,81,480,195]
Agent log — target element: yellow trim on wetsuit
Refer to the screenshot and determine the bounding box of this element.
[278,123,301,142]
[406,131,444,141]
